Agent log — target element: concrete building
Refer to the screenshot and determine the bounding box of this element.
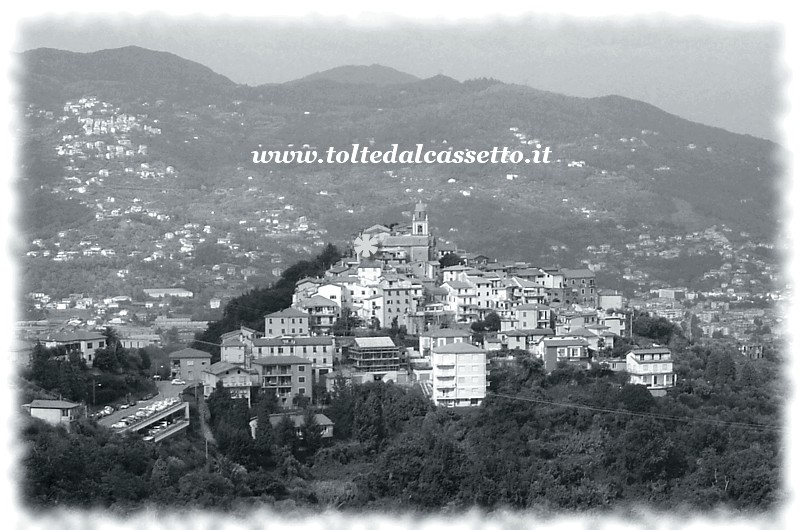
[419,328,471,358]
[42,331,107,366]
[252,336,334,383]
[25,399,83,431]
[202,361,258,404]
[349,336,401,374]
[168,347,212,381]
[431,342,487,407]
[626,347,676,396]
[295,295,340,335]
[264,308,310,337]
[251,355,313,408]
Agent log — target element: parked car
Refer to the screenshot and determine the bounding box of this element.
[111,422,127,429]
[171,379,186,385]
[119,403,130,410]
[143,435,155,442]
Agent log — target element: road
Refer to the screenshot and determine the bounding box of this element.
[97,380,193,428]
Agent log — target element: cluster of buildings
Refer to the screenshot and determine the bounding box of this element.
[165,202,682,408]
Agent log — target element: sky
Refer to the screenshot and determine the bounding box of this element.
[14,15,783,141]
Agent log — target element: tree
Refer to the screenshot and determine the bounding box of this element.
[274,415,298,452]
[619,384,656,412]
[484,311,501,332]
[353,391,385,449]
[439,253,463,268]
[300,408,323,457]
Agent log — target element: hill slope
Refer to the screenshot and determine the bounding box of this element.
[291,64,420,85]
[16,46,781,265]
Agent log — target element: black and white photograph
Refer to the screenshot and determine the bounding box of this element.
[3,2,796,528]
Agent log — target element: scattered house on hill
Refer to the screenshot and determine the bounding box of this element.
[248,412,334,439]
[24,399,83,431]
[626,347,676,396]
[168,347,212,381]
[541,337,591,372]
[42,331,107,366]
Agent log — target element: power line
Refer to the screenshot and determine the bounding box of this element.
[489,392,782,432]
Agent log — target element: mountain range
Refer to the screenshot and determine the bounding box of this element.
[16,46,781,266]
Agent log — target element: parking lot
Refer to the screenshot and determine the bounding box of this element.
[97,379,194,428]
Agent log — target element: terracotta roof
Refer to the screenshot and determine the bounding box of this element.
[265,307,309,318]
[28,399,80,409]
[168,347,212,359]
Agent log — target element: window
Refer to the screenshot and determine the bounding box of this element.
[299,376,305,383]
[187,360,194,366]
[99,341,104,348]
[323,358,327,364]
[299,365,305,372]
[61,409,70,417]
[87,342,93,349]
[322,346,328,352]
[303,346,307,353]
[299,388,306,394]
[281,318,285,324]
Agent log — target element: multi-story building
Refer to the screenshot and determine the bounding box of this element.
[295,295,340,335]
[42,331,107,366]
[251,355,313,408]
[264,308,310,337]
[202,361,258,405]
[168,347,212,381]
[220,336,247,365]
[419,328,471,358]
[561,268,597,307]
[626,347,676,396]
[541,337,591,372]
[513,303,551,329]
[252,336,334,383]
[442,280,478,323]
[431,342,487,407]
[349,337,401,374]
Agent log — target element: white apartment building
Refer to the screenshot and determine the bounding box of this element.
[626,347,676,396]
[431,342,487,407]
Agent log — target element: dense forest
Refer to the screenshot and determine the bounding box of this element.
[191,243,341,361]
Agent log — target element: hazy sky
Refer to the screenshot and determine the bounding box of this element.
[16,16,782,141]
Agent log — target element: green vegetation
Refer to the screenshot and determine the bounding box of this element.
[192,244,341,360]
